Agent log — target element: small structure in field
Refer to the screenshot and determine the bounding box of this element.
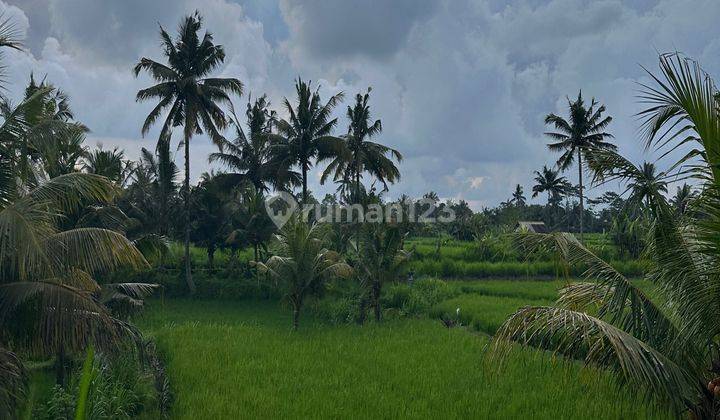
[516,221,549,233]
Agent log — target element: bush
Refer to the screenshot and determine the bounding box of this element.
[413,278,455,305]
[310,296,359,324]
[382,278,457,316]
[105,265,282,300]
[38,353,157,420]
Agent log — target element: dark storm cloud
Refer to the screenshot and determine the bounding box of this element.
[280,0,437,59]
[45,0,195,64]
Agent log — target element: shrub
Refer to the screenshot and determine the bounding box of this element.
[382,278,458,316]
[105,265,282,300]
[38,353,157,420]
[413,278,455,305]
[310,297,359,324]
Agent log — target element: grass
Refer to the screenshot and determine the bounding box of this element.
[447,279,565,301]
[403,235,644,278]
[408,257,645,278]
[430,294,553,334]
[137,298,670,419]
[166,243,254,267]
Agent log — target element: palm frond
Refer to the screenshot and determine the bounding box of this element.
[513,232,676,350]
[0,346,24,418]
[491,306,697,410]
[45,228,148,275]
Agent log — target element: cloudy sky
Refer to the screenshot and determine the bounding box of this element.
[3,0,719,208]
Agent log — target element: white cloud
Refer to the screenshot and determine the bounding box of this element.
[468,177,487,190]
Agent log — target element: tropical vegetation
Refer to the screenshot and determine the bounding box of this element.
[1,7,716,420]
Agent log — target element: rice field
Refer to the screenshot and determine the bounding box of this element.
[137,285,671,419]
[404,236,646,278]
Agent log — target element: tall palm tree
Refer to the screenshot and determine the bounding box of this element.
[84,145,132,186]
[33,125,87,178]
[254,215,351,330]
[209,95,300,193]
[138,140,179,235]
[320,88,402,204]
[273,78,344,202]
[23,74,79,125]
[188,172,233,269]
[671,183,696,216]
[1,80,83,185]
[587,149,668,210]
[134,12,243,294]
[532,165,571,205]
[118,144,179,241]
[544,91,615,240]
[492,54,720,418]
[511,184,526,206]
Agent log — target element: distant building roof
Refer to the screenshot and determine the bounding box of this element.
[516,221,549,233]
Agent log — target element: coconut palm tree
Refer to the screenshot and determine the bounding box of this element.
[544,91,615,241]
[209,95,300,193]
[33,125,87,178]
[0,83,84,185]
[188,172,233,269]
[492,54,720,418]
[0,170,154,385]
[23,74,79,125]
[0,347,23,418]
[129,141,179,236]
[20,76,89,180]
[671,183,696,216]
[254,215,352,330]
[0,13,22,91]
[273,78,344,202]
[532,165,571,205]
[587,149,668,210]
[120,148,170,239]
[227,189,277,263]
[638,53,720,185]
[134,12,243,294]
[320,88,402,204]
[84,145,132,186]
[511,184,526,207]
[358,222,411,322]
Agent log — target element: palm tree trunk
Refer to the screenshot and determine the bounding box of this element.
[159,189,167,236]
[160,179,171,237]
[55,343,67,385]
[355,159,361,206]
[357,295,368,324]
[578,149,584,243]
[372,281,382,322]
[207,246,215,270]
[292,306,300,330]
[302,161,308,203]
[355,165,362,250]
[184,133,196,295]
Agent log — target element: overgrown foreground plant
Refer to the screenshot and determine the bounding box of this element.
[0,171,157,415]
[254,216,352,330]
[491,53,720,417]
